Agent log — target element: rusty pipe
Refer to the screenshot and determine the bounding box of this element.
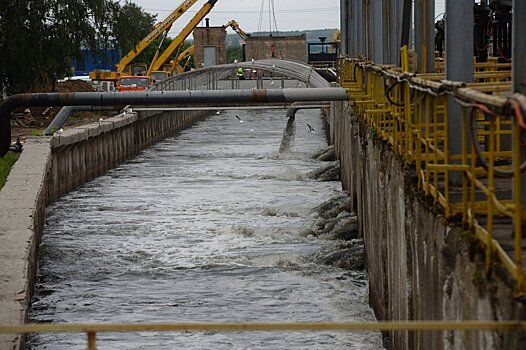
[0,88,348,157]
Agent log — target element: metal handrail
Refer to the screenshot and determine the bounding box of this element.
[2,321,525,350]
[339,57,526,294]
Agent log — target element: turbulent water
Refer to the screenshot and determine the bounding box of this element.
[27,108,383,349]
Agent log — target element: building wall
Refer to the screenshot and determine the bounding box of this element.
[244,35,307,62]
[193,26,227,68]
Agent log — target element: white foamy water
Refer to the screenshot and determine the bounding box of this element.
[27,109,383,349]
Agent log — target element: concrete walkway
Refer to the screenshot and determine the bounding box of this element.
[0,138,51,350]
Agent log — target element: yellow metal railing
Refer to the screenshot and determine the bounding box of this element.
[1,321,526,349]
[339,57,526,294]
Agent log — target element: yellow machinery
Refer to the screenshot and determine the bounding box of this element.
[223,19,250,41]
[171,46,195,74]
[147,0,219,74]
[89,0,200,82]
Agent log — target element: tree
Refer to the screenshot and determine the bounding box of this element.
[226,46,244,63]
[0,0,154,96]
[111,1,156,59]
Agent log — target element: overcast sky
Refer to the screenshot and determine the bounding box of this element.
[124,0,446,36]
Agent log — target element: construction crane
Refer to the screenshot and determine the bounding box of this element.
[89,0,200,82]
[148,0,219,74]
[223,20,250,41]
[171,46,195,74]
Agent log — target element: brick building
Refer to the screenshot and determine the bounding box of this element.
[193,21,227,68]
[244,35,308,62]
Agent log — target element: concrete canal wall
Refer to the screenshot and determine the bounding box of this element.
[327,101,526,350]
[0,109,206,349]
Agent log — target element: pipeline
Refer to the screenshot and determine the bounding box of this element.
[0,88,348,157]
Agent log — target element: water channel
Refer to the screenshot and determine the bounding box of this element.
[27,108,383,349]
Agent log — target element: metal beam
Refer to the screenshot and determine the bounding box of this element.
[0,88,349,157]
[414,0,435,72]
[446,0,474,184]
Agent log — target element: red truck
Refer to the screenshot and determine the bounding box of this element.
[117,75,151,92]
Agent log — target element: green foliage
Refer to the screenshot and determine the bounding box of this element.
[226,46,244,64]
[0,0,155,95]
[0,152,20,190]
[112,1,156,59]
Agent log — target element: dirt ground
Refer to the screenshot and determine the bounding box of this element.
[10,80,115,142]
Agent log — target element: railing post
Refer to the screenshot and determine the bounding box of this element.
[87,331,96,350]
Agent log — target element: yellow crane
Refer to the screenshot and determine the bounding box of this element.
[89,0,200,82]
[223,20,250,41]
[148,0,219,74]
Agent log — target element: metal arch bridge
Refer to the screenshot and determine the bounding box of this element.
[150,59,332,91]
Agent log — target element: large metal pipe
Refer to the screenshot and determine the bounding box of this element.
[414,0,435,72]
[43,106,120,135]
[0,88,348,157]
[446,0,474,184]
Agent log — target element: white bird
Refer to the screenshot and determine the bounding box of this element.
[54,128,63,136]
[250,129,254,132]
[235,115,244,123]
[216,110,221,115]
[99,117,103,122]
[307,123,315,133]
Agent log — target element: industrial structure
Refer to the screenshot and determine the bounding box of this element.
[336,0,526,348]
[3,1,526,350]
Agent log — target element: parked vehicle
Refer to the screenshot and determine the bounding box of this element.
[116,76,151,92]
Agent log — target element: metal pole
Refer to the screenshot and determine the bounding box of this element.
[356,0,364,57]
[414,0,435,73]
[341,0,348,55]
[372,0,384,63]
[446,0,474,184]
[513,0,526,242]
[353,0,360,57]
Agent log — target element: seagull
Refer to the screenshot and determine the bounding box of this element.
[99,117,103,122]
[307,123,315,133]
[235,115,244,123]
[216,110,221,115]
[54,128,63,137]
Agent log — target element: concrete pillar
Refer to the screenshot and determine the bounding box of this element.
[446,0,473,183]
[414,0,435,72]
[513,0,526,214]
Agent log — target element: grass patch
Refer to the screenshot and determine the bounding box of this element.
[0,152,20,190]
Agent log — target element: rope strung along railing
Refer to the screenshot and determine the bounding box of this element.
[338,57,526,294]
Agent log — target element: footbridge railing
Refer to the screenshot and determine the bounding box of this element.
[339,57,526,294]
